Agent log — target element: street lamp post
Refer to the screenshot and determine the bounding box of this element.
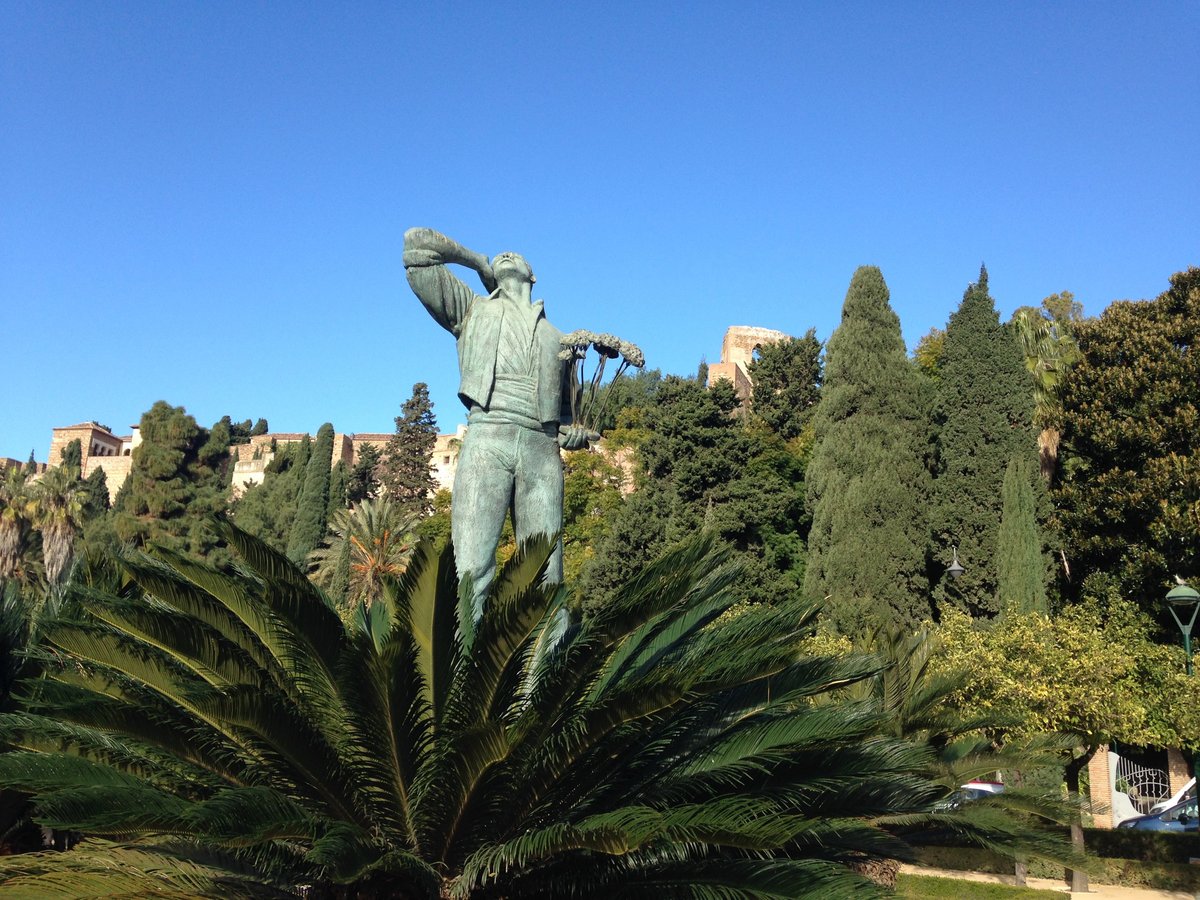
[1165,583,1200,792]
[1166,583,1200,676]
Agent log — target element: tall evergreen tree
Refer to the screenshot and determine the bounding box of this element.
[113,402,229,557]
[287,423,335,564]
[347,443,383,505]
[381,383,437,517]
[232,437,311,553]
[996,455,1048,615]
[803,266,934,634]
[746,330,823,441]
[251,417,269,436]
[931,267,1041,617]
[60,439,83,471]
[327,459,350,519]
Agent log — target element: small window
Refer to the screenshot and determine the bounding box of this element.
[443,456,450,464]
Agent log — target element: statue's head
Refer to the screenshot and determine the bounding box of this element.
[492,251,536,286]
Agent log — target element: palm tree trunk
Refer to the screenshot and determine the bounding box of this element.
[1037,427,1060,484]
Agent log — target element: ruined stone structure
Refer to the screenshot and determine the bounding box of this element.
[705,325,790,402]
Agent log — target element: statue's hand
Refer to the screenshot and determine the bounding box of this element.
[558,424,596,451]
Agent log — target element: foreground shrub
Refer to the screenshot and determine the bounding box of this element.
[0,521,1056,897]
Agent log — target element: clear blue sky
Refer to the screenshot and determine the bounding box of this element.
[3,2,1197,460]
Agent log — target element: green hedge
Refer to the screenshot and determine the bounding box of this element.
[912,842,1200,893]
[1082,826,1200,864]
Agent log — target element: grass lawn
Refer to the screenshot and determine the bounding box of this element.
[896,873,1063,899]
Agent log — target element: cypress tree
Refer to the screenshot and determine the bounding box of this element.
[803,266,933,634]
[997,455,1047,615]
[347,443,382,505]
[382,384,438,517]
[328,460,350,520]
[232,437,310,552]
[61,439,83,471]
[931,267,1041,616]
[288,423,335,564]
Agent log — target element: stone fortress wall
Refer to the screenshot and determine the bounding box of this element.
[38,326,790,501]
[45,421,467,503]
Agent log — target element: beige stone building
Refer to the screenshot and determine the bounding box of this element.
[705,325,790,402]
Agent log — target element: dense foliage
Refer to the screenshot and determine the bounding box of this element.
[804,266,934,634]
[1054,267,1200,616]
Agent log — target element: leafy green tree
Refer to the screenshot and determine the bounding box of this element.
[347,442,383,505]
[997,455,1048,616]
[933,597,1199,892]
[112,402,229,557]
[912,328,946,381]
[382,383,438,517]
[0,522,1054,897]
[804,266,934,634]
[287,423,335,564]
[746,330,822,441]
[251,417,269,436]
[561,447,625,598]
[932,267,1041,617]
[589,367,663,434]
[1054,267,1200,614]
[232,437,311,552]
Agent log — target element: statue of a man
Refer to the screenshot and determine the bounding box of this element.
[403,227,588,620]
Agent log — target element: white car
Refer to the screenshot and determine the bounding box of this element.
[1150,778,1195,815]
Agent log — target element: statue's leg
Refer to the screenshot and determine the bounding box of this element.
[511,426,565,585]
[452,424,516,623]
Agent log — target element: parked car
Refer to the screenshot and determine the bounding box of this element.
[934,780,1005,811]
[1118,796,1198,832]
[1149,777,1195,814]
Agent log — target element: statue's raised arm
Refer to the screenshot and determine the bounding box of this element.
[403,227,497,336]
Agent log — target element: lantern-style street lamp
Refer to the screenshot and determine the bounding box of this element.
[1166,583,1200,676]
[946,546,965,580]
[1165,582,1200,790]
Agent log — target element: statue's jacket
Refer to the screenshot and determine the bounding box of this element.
[406,261,570,427]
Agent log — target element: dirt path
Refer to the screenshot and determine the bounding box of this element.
[900,864,1197,899]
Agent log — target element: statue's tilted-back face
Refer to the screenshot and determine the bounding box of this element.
[492,251,535,287]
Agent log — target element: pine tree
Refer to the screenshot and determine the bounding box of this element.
[996,455,1047,615]
[932,267,1041,617]
[803,266,934,634]
[113,402,229,557]
[251,418,269,436]
[287,423,334,564]
[80,468,109,521]
[23,450,36,474]
[381,383,437,517]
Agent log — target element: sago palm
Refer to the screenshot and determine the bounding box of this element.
[0,519,1031,897]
